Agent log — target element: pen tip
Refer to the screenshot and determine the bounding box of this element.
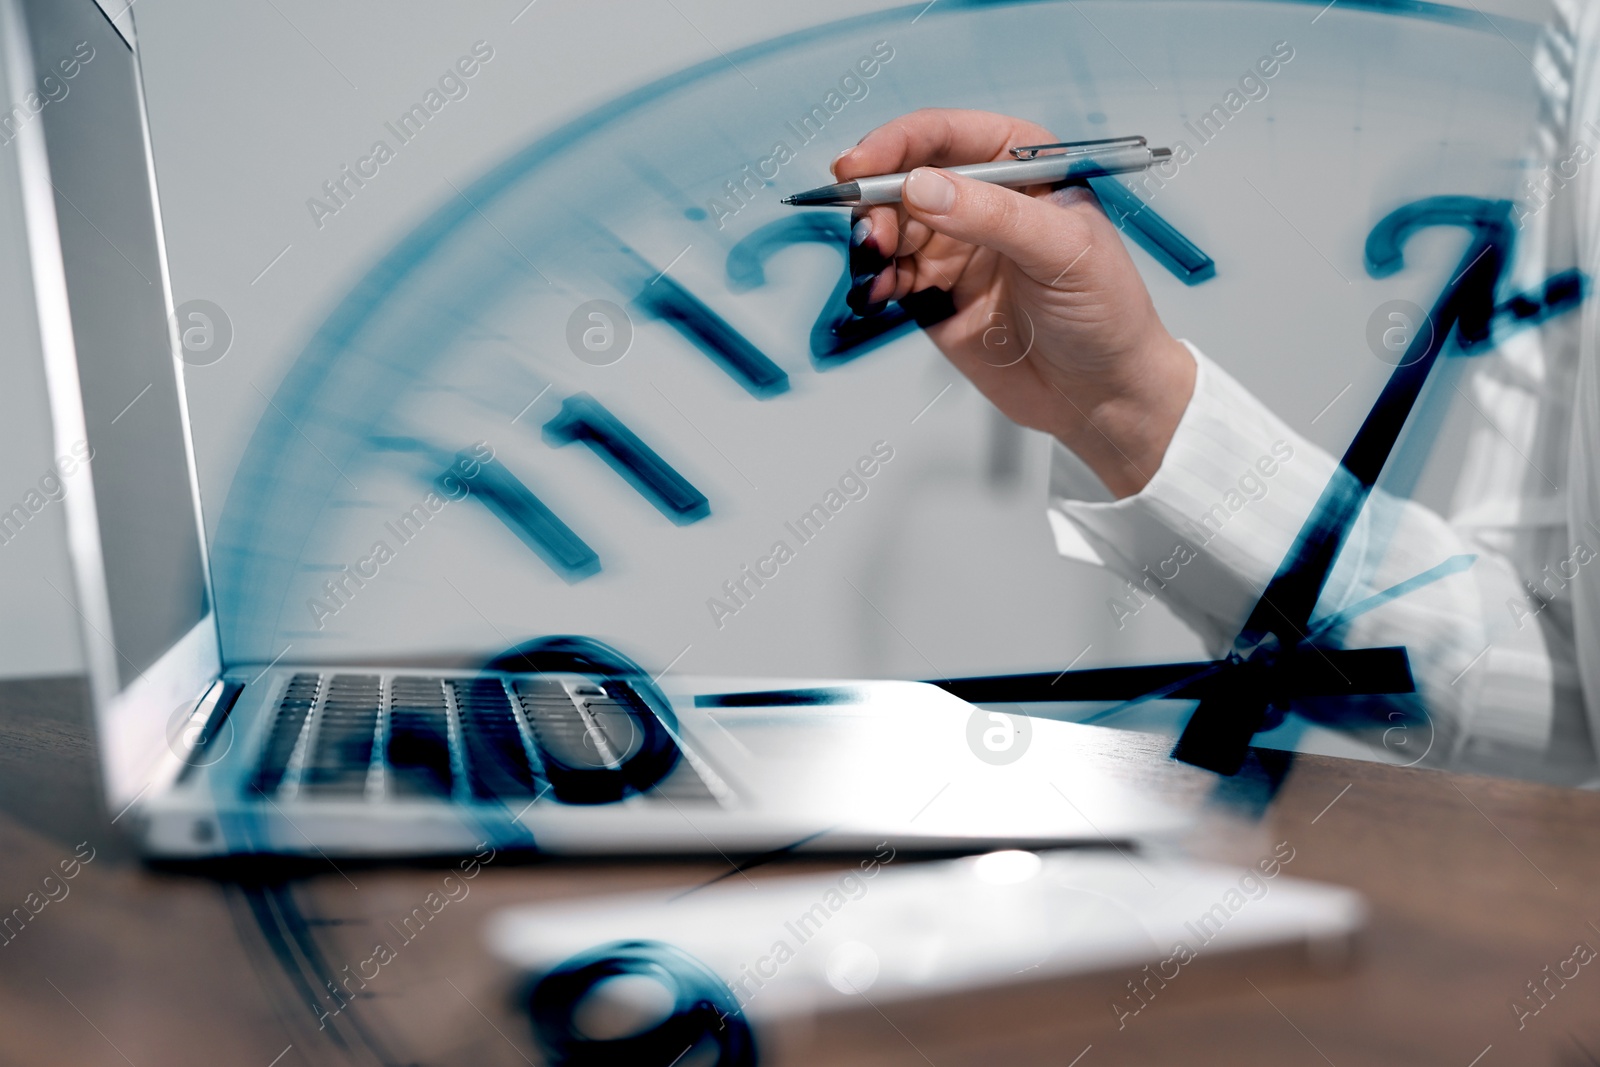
[780,184,853,207]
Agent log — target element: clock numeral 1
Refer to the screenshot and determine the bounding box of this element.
[444,452,601,582]
[1085,175,1216,285]
[542,393,710,525]
[633,274,790,398]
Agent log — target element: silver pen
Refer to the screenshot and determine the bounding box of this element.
[782,135,1171,207]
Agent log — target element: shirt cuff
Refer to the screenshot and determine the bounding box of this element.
[1047,342,1339,648]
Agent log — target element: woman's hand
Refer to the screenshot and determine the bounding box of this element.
[835,108,1195,497]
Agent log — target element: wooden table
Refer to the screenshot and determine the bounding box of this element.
[2,675,1598,1066]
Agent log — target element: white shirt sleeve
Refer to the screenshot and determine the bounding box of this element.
[1046,344,1595,783]
[1042,0,1600,784]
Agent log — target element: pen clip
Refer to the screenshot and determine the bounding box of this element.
[1009,135,1147,160]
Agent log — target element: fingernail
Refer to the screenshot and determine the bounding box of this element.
[846,272,880,313]
[849,220,885,275]
[904,168,955,214]
[850,245,886,276]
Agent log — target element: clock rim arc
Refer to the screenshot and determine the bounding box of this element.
[209,0,1540,664]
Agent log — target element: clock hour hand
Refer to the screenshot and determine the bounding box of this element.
[1173,196,1516,774]
[691,645,1415,709]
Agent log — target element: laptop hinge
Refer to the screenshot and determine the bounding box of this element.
[170,678,245,785]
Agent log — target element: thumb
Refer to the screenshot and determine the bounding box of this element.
[901,167,1095,287]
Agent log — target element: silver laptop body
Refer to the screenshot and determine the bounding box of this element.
[12,0,1181,859]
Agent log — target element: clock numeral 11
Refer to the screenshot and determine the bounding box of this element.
[542,393,710,525]
[444,451,601,582]
[633,274,790,398]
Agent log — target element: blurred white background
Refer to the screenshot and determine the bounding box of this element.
[0,0,1556,697]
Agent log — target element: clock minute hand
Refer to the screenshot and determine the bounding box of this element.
[1172,196,1516,775]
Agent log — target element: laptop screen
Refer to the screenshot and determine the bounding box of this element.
[34,0,208,690]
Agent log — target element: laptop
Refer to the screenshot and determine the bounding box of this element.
[12,0,1184,859]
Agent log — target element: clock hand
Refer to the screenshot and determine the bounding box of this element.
[692,646,1415,708]
[700,197,1516,767]
[1487,268,1586,344]
[1173,196,1516,774]
[1302,553,1477,643]
[1248,198,1513,643]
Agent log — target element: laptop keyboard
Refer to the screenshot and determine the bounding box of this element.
[249,672,720,806]
[306,674,382,795]
[454,677,540,799]
[388,676,454,798]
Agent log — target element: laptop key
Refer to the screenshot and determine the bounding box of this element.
[580,699,645,762]
[251,672,322,796]
[303,675,381,796]
[452,679,539,799]
[513,678,684,804]
[387,678,453,799]
[648,757,719,801]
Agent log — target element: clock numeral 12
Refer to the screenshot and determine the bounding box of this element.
[726,215,925,366]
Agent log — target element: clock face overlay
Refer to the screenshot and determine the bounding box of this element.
[206,0,1547,686]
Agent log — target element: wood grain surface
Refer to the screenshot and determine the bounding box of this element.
[2,675,1598,1067]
